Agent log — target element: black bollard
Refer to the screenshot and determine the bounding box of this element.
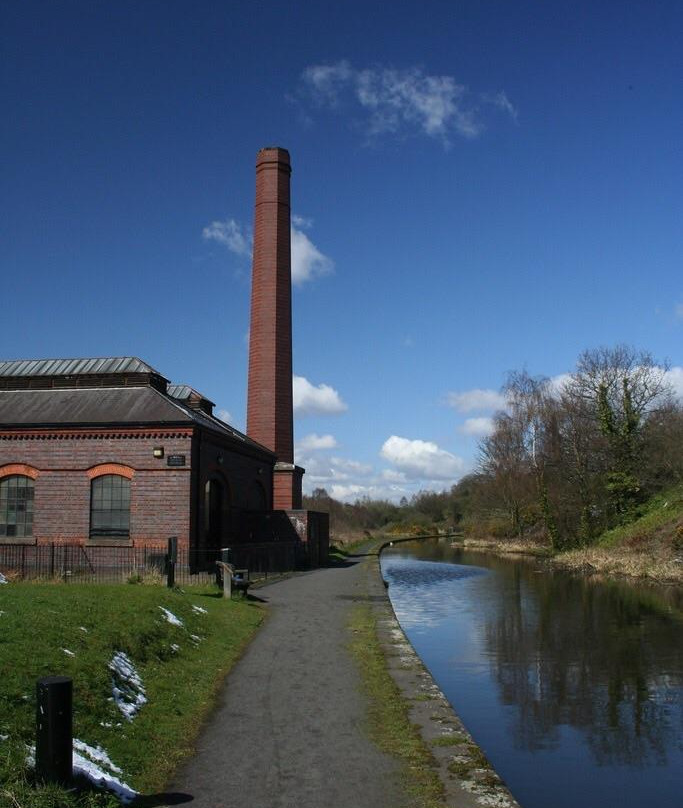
[166,536,178,588]
[36,676,72,785]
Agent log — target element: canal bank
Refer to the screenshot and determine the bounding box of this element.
[367,540,522,808]
[381,538,683,808]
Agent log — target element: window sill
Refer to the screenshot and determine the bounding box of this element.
[0,537,36,545]
[86,539,133,547]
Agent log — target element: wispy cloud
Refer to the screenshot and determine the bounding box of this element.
[459,417,495,437]
[665,366,683,400]
[676,302,683,319]
[298,60,517,145]
[380,435,464,480]
[202,215,333,285]
[293,375,348,416]
[216,408,233,424]
[202,219,251,257]
[445,388,507,413]
[291,227,334,284]
[295,433,338,452]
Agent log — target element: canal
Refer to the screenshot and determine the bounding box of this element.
[381,539,683,808]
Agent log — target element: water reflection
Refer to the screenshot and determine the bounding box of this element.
[382,541,683,808]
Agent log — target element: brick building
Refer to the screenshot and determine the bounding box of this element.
[0,357,275,556]
[0,147,329,569]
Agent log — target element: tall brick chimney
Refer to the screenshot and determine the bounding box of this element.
[247,147,303,510]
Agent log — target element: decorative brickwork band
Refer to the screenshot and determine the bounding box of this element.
[86,463,135,480]
[0,463,40,479]
[247,147,294,467]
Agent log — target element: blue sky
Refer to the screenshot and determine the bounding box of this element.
[2,1,682,501]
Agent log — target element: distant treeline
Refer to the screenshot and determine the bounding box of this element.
[305,345,683,548]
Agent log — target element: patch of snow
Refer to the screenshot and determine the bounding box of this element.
[109,652,147,721]
[79,626,89,633]
[63,649,75,657]
[73,740,122,774]
[0,572,8,584]
[0,734,8,741]
[158,606,183,626]
[190,634,204,643]
[192,605,207,614]
[171,643,180,652]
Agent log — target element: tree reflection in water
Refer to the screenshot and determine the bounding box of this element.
[383,539,683,808]
[480,558,682,766]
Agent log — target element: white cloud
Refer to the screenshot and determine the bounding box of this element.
[380,435,464,480]
[202,216,332,286]
[295,433,338,452]
[298,453,372,485]
[381,469,407,483]
[292,213,313,229]
[665,367,683,400]
[216,408,233,424]
[202,219,251,257]
[446,388,507,413]
[547,373,573,397]
[459,417,495,437]
[330,457,373,477]
[489,91,518,122]
[291,227,334,285]
[300,60,516,145]
[293,375,348,416]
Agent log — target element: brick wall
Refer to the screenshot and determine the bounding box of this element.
[0,428,192,547]
[196,430,274,549]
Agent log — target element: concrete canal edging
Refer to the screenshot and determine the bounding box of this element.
[371,539,522,808]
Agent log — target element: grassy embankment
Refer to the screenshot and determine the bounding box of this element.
[553,485,683,582]
[0,582,264,807]
[459,485,683,583]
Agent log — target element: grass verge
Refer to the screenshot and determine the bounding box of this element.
[0,582,264,806]
[554,485,683,583]
[348,603,446,808]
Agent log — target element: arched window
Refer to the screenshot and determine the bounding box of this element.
[90,475,130,540]
[0,475,34,538]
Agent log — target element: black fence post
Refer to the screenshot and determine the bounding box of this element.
[166,536,178,588]
[36,676,72,785]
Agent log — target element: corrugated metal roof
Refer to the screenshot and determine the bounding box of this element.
[0,387,273,457]
[167,384,193,400]
[0,386,186,424]
[0,357,161,378]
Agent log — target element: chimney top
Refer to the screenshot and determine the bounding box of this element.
[256,147,290,166]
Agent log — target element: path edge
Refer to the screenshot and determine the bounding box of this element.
[369,543,523,808]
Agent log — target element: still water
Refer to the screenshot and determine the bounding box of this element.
[381,540,683,808]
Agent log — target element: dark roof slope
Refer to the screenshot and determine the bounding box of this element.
[0,386,272,457]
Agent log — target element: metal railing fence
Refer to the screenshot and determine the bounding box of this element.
[0,540,304,584]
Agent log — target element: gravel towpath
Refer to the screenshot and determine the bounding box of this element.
[164,554,409,808]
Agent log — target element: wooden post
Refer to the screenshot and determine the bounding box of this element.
[216,561,232,598]
[36,676,72,785]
